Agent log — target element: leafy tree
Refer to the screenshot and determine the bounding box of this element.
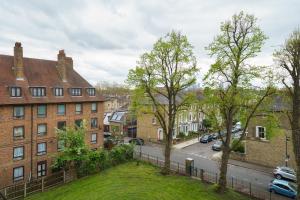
[127,31,198,174]
[274,29,300,199]
[204,11,275,192]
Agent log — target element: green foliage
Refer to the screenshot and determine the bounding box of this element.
[231,139,245,153]
[52,122,135,176]
[202,119,212,129]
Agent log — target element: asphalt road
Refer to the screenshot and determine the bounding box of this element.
[136,143,274,189]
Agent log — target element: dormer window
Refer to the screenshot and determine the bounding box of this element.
[87,88,96,96]
[54,88,63,96]
[71,88,82,96]
[31,87,46,97]
[10,87,22,97]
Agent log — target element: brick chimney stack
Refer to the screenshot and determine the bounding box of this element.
[57,50,67,82]
[13,42,24,80]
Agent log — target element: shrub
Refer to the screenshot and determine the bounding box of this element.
[231,139,245,153]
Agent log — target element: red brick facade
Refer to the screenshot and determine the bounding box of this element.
[0,43,104,188]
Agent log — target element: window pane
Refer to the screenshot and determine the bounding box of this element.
[14,167,24,181]
[38,124,46,135]
[37,105,46,117]
[57,121,66,130]
[14,106,24,118]
[13,147,24,159]
[91,103,97,112]
[14,126,24,138]
[57,104,65,115]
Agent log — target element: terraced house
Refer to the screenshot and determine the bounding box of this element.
[0,43,104,188]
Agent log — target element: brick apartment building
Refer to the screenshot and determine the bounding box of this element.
[0,42,104,188]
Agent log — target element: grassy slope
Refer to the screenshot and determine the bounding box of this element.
[27,162,249,200]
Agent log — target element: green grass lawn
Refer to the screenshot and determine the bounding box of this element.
[27,162,249,200]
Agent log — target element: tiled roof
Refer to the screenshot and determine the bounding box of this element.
[0,54,104,105]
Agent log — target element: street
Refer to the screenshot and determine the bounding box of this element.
[137,142,274,189]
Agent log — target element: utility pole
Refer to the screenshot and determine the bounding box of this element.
[285,135,290,167]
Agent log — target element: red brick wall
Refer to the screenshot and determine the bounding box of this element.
[0,101,104,188]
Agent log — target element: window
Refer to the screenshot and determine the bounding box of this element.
[37,143,46,155]
[57,140,65,151]
[75,103,82,114]
[57,104,66,115]
[13,126,24,139]
[75,119,83,128]
[13,166,24,181]
[37,124,47,136]
[91,133,97,143]
[91,103,97,113]
[37,105,47,117]
[70,88,82,96]
[13,146,24,160]
[54,88,63,96]
[37,161,47,177]
[256,126,266,139]
[87,88,96,96]
[91,118,98,128]
[13,106,24,119]
[57,121,66,130]
[31,87,46,97]
[10,87,22,97]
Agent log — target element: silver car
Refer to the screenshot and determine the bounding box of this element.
[273,166,296,182]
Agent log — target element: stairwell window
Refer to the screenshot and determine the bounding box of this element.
[31,87,46,97]
[256,126,266,139]
[10,87,22,97]
[70,88,82,96]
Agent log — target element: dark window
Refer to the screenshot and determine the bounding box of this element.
[87,88,96,96]
[91,103,97,113]
[13,146,24,160]
[37,143,47,155]
[10,87,22,97]
[31,87,46,97]
[37,124,47,136]
[91,118,98,128]
[37,105,47,117]
[57,104,66,115]
[57,140,65,151]
[13,126,24,139]
[91,133,97,143]
[13,106,24,119]
[75,103,82,114]
[57,121,66,130]
[13,166,24,181]
[54,88,64,96]
[70,88,82,96]
[75,119,83,128]
[37,161,47,177]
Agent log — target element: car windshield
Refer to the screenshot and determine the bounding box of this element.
[216,141,222,145]
[203,135,208,139]
[289,182,297,191]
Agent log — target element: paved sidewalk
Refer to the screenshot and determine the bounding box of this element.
[173,138,199,149]
[228,159,273,174]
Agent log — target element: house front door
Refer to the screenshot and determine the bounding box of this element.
[157,128,163,141]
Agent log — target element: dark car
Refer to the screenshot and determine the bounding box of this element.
[200,134,213,143]
[211,133,219,140]
[129,138,144,145]
[212,140,222,151]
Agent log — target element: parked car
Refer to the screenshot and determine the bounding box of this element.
[269,179,297,199]
[200,134,213,143]
[212,140,222,151]
[273,166,296,182]
[129,138,144,145]
[211,132,219,140]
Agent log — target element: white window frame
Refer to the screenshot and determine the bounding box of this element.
[91,133,97,143]
[256,126,266,139]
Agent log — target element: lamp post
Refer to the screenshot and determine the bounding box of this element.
[285,135,290,167]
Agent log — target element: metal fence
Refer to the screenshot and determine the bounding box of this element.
[134,151,289,200]
[0,171,74,200]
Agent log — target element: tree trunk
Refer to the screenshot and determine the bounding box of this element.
[217,146,230,193]
[292,84,300,200]
[163,136,172,174]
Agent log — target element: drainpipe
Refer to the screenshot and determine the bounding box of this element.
[30,104,34,181]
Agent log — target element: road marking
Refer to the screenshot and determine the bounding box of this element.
[187,152,208,159]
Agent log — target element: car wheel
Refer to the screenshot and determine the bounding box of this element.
[275,174,282,179]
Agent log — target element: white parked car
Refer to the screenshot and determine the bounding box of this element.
[273,166,296,182]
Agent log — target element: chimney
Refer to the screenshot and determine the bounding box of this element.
[57,50,67,82]
[66,57,73,70]
[13,42,24,80]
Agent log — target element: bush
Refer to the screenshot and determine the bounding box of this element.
[231,139,245,153]
[178,132,186,138]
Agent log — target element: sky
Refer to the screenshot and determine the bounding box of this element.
[0,0,299,86]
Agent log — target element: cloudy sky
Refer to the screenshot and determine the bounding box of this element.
[0,0,299,86]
